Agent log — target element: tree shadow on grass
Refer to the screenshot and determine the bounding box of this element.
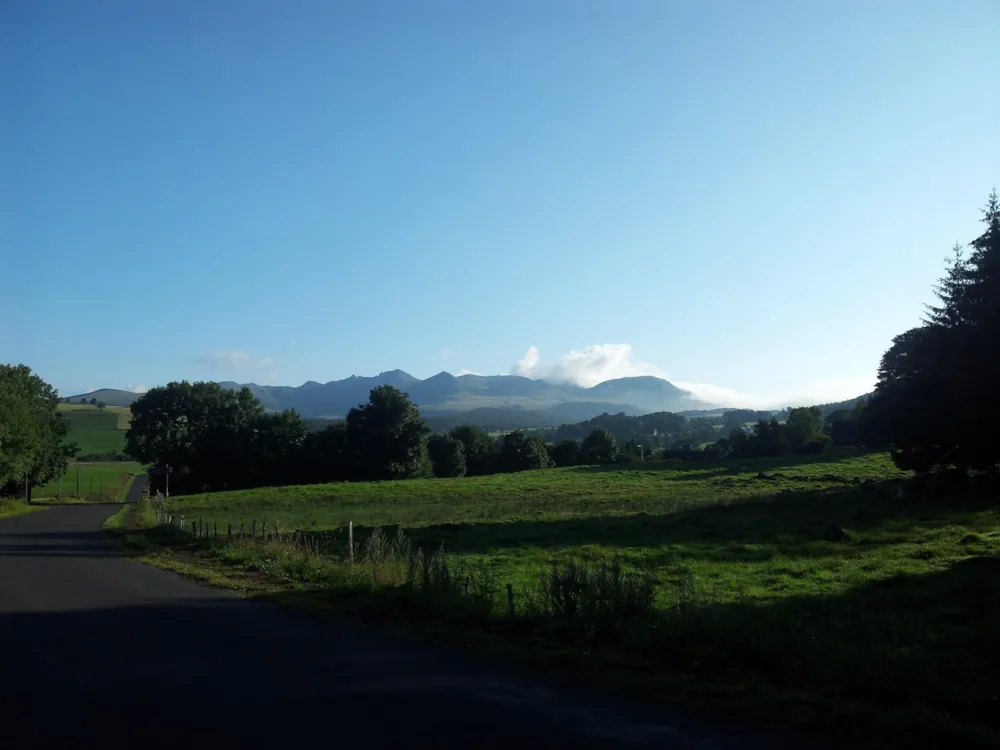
[621,554,1000,747]
[245,544,1000,748]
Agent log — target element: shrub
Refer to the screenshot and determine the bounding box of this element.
[536,555,658,641]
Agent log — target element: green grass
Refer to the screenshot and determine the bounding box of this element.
[135,451,1000,746]
[57,403,131,455]
[0,498,46,520]
[34,461,143,502]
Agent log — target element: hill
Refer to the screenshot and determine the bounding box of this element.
[65,388,141,408]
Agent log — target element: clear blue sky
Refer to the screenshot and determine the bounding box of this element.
[3,0,998,407]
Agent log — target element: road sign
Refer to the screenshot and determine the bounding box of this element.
[147,466,174,476]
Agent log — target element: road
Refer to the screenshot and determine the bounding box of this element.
[0,503,801,749]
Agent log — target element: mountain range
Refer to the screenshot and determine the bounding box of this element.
[69,371,712,421]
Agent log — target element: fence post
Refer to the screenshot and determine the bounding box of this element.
[199,519,203,537]
[214,522,217,539]
[506,583,515,617]
[348,521,354,564]
[228,523,232,539]
[240,522,244,538]
[262,520,267,539]
[191,522,197,536]
[252,519,257,539]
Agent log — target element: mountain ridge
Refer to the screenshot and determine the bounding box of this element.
[69,371,711,418]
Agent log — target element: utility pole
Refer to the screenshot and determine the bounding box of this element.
[165,465,170,498]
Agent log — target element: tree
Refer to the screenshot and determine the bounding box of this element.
[346,386,428,480]
[580,428,620,464]
[871,190,1000,473]
[547,439,580,467]
[0,365,75,499]
[80,398,87,405]
[126,381,266,492]
[89,398,97,406]
[247,410,308,486]
[499,430,553,472]
[97,401,106,410]
[449,424,498,475]
[785,407,823,450]
[298,421,352,483]
[427,434,467,478]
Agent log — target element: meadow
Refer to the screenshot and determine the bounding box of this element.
[30,405,139,502]
[57,403,131,454]
[139,450,1000,746]
[34,461,143,502]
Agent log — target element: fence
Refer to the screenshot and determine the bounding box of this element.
[145,491,521,616]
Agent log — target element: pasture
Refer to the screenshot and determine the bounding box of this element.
[57,403,131,455]
[35,461,143,502]
[149,451,1000,745]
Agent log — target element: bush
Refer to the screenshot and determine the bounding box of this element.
[536,555,658,641]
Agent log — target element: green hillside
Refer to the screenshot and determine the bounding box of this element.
[57,403,130,456]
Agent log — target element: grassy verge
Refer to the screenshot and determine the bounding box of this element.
[0,499,46,520]
[110,453,1000,748]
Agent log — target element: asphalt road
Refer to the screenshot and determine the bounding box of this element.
[0,503,804,749]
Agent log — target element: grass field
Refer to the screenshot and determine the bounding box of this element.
[57,403,131,455]
[35,462,143,502]
[127,451,1000,747]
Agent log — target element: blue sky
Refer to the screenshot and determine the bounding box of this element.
[3,0,998,408]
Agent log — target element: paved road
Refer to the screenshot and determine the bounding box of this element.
[0,505,802,749]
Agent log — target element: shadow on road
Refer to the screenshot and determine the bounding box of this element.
[0,598,779,749]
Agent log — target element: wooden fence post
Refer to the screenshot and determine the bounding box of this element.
[240,522,244,538]
[214,522,217,539]
[191,522,197,536]
[348,521,354,564]
[506,583,515,617]
[228,523,232,539]
[252,519,257,539]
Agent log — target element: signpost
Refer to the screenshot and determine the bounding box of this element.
[147,465,173,497]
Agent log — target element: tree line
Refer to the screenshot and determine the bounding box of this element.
[127,380,652,493]
[0,365,76,500]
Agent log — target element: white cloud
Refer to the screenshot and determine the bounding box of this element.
[196,350,275,372]
[675,376,875,410]
[126,384,149,394]
[508,343,873,409]
[510,343,662,388]
[549,344,664,387]
[512,345,541,377]
[456,369,484,376]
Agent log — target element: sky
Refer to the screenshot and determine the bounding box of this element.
[3,0,998,409]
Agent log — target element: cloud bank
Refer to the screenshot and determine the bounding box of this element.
[512,343,663,388]
[509,344,872,410]
[126,384,149,394]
